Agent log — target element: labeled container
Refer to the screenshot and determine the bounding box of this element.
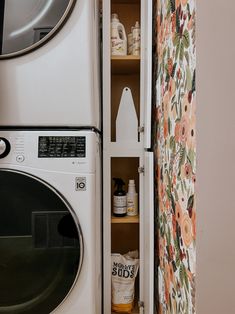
[111,250,139,313]
[127,180,138,216]
[113,178,127,217]
[132,21,140,56]
[127,27,134,55]
[111,13,127,56]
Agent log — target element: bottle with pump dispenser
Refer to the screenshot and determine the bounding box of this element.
[113,178,127,217]
[127,180,138,216]
[132,21,140,56]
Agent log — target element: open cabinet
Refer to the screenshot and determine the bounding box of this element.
[102,0,153,313]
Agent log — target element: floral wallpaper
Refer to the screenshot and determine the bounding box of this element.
[153,0,196,313]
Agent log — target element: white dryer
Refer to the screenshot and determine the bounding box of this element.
[0,0,100,128]
[0,129,101,313]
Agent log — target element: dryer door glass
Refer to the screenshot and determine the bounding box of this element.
[0,170,83,314]
[0,0,74,57]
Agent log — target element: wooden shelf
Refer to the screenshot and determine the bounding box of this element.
[111,55,140,74]
[111,55,140,60]
[111,215,139,223]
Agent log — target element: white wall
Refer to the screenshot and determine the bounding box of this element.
[197,1,235,313]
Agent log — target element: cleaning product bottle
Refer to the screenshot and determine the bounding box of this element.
[127,180,138,216]
[113,178,127,217]
[127,27,134,55]
[111,13,127,56]
[132,21,140,56]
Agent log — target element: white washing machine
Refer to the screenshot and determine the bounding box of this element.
[0,129,101,314]
[0,0,100,128]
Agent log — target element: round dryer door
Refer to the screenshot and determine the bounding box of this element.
[0,0,75,58]
[0,169,83,314]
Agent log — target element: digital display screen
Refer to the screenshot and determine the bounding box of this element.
[38,136,86,158]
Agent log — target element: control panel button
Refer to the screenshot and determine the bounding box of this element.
[0,138,11,158]
[16,155,25,163]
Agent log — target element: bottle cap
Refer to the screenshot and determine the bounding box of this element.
[111,13,119,21]
[135,21,140,28]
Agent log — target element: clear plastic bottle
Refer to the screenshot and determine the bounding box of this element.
[127,180,138,216]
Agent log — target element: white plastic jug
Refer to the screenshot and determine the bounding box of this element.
[111,13,127,56]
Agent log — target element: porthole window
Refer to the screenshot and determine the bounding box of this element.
[0,0,75,58]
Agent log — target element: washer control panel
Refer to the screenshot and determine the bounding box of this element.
[38,136,86,158]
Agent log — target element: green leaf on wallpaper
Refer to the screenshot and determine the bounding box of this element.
[179,264,184,286]
[173,33,180,47]
[174,237,179,252]
[166,188,172,201]
[163,47,167,59]
[166,73,170,83]
[172,62,177,78]
[186,66,192,91]
[185,51,190,65]
[187,3,191,19]
[188,149,195,166]
[165,63,168,75]
[184,266,189,292]
[167,0,171,16]
[179,42,185,62]
[179,100,182,119]
[163,212,167,225]
[176,10,180,33]
[175,42,180,61]
[174,188,179,201]
[182,30,190,48]
[179,146,186,168]
[187,195,194,212]
[167,47,170,60]
[176,254,180,267]
[168,117,172,133]
[160,225,165,237]
[170,136,176,151]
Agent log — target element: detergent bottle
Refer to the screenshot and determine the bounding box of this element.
[132,21,141,56]
[111,13,127,56]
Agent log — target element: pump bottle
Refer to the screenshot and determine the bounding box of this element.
[127,179,138,216]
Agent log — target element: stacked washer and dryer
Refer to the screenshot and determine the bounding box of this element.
[0,1,101,313]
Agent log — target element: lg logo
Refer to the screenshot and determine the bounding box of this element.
[75,177,86,191]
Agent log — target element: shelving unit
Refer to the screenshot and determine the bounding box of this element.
[111,56,140,74]
[102,0,154,313]
[111,215,139,223]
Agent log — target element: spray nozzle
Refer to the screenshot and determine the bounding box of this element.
[113,178,125,189]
